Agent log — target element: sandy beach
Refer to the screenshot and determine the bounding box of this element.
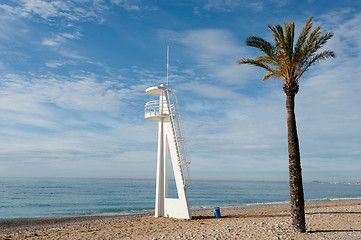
[1,199,360,240]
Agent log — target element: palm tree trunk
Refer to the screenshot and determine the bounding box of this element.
[286,93,306,233]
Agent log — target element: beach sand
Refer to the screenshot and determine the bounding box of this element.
[1,199,360,239]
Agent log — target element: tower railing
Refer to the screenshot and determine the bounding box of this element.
[145,100,174,118]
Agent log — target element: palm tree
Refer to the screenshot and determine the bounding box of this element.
[238,17,335,232]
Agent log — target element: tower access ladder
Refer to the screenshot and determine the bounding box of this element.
[164,89,191,189]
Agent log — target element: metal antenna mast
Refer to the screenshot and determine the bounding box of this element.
[166,46,169,87]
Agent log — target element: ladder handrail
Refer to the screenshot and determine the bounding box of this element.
[164,91,184,184]
[164,89,191,189]
[173,91,191,164]
[172,91,191,187]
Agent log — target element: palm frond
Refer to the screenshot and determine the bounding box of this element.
[269,24,285,49]
[284,21,295,57]
[314,32,334,50]
[302,31,334,63]
[238,58,273,72]
[262,70,279,81]
[302,50,336,72]
[245,36,278,61]
[254,55,279,66]
[302,25,321,56]
[294,17,313,60]
[284,21,295,76]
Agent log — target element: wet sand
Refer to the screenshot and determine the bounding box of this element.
[1,199,361,239]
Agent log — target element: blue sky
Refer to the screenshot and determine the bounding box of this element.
[0,0,360,182]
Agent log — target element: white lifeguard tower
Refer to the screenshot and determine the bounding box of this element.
[144,48,191,219]
[145,84,191,219]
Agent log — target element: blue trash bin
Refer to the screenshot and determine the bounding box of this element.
[214,207,221,218]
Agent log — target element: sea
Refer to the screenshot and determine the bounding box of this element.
[1,177,361,221]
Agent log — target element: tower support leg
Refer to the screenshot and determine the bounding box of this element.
[155,119,164,217]
[163,120,191,219]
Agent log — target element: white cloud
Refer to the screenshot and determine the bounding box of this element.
[42,39,59,46]
[204,0,253,12]
[59,49,88,60]
[45,60,65,68]
[42,32,82,47]
[0,70,158,177]
[110,0,141,11]
[20,0,66,19]
[0,73,134,116]
[0,0,148,24]
[0,7,28,41]
[179,81,242,100]
[0,0,102,22]
[203,0,288,12]
[177,29,238,58]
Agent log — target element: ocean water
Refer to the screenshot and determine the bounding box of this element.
[0,177,361,220]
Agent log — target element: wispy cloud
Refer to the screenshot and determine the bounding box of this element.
[0,73,132,115]
[179,81,243,100]
[110,0,142,11]
[0,0,149,24]
[204,0,263,12]
[42,32,82,47]
[0,70,158,177]
[0,0,102,22]
[202,0,289,12]
[45,60,67,68]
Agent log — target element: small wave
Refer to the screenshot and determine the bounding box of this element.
[329,196,361,201]
[245,201,290,206]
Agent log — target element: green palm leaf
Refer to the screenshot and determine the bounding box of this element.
[238,16,335,94]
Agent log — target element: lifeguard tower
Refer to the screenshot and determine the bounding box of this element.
[145,83,191,219]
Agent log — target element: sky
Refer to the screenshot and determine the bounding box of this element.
[0,0,360,182]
